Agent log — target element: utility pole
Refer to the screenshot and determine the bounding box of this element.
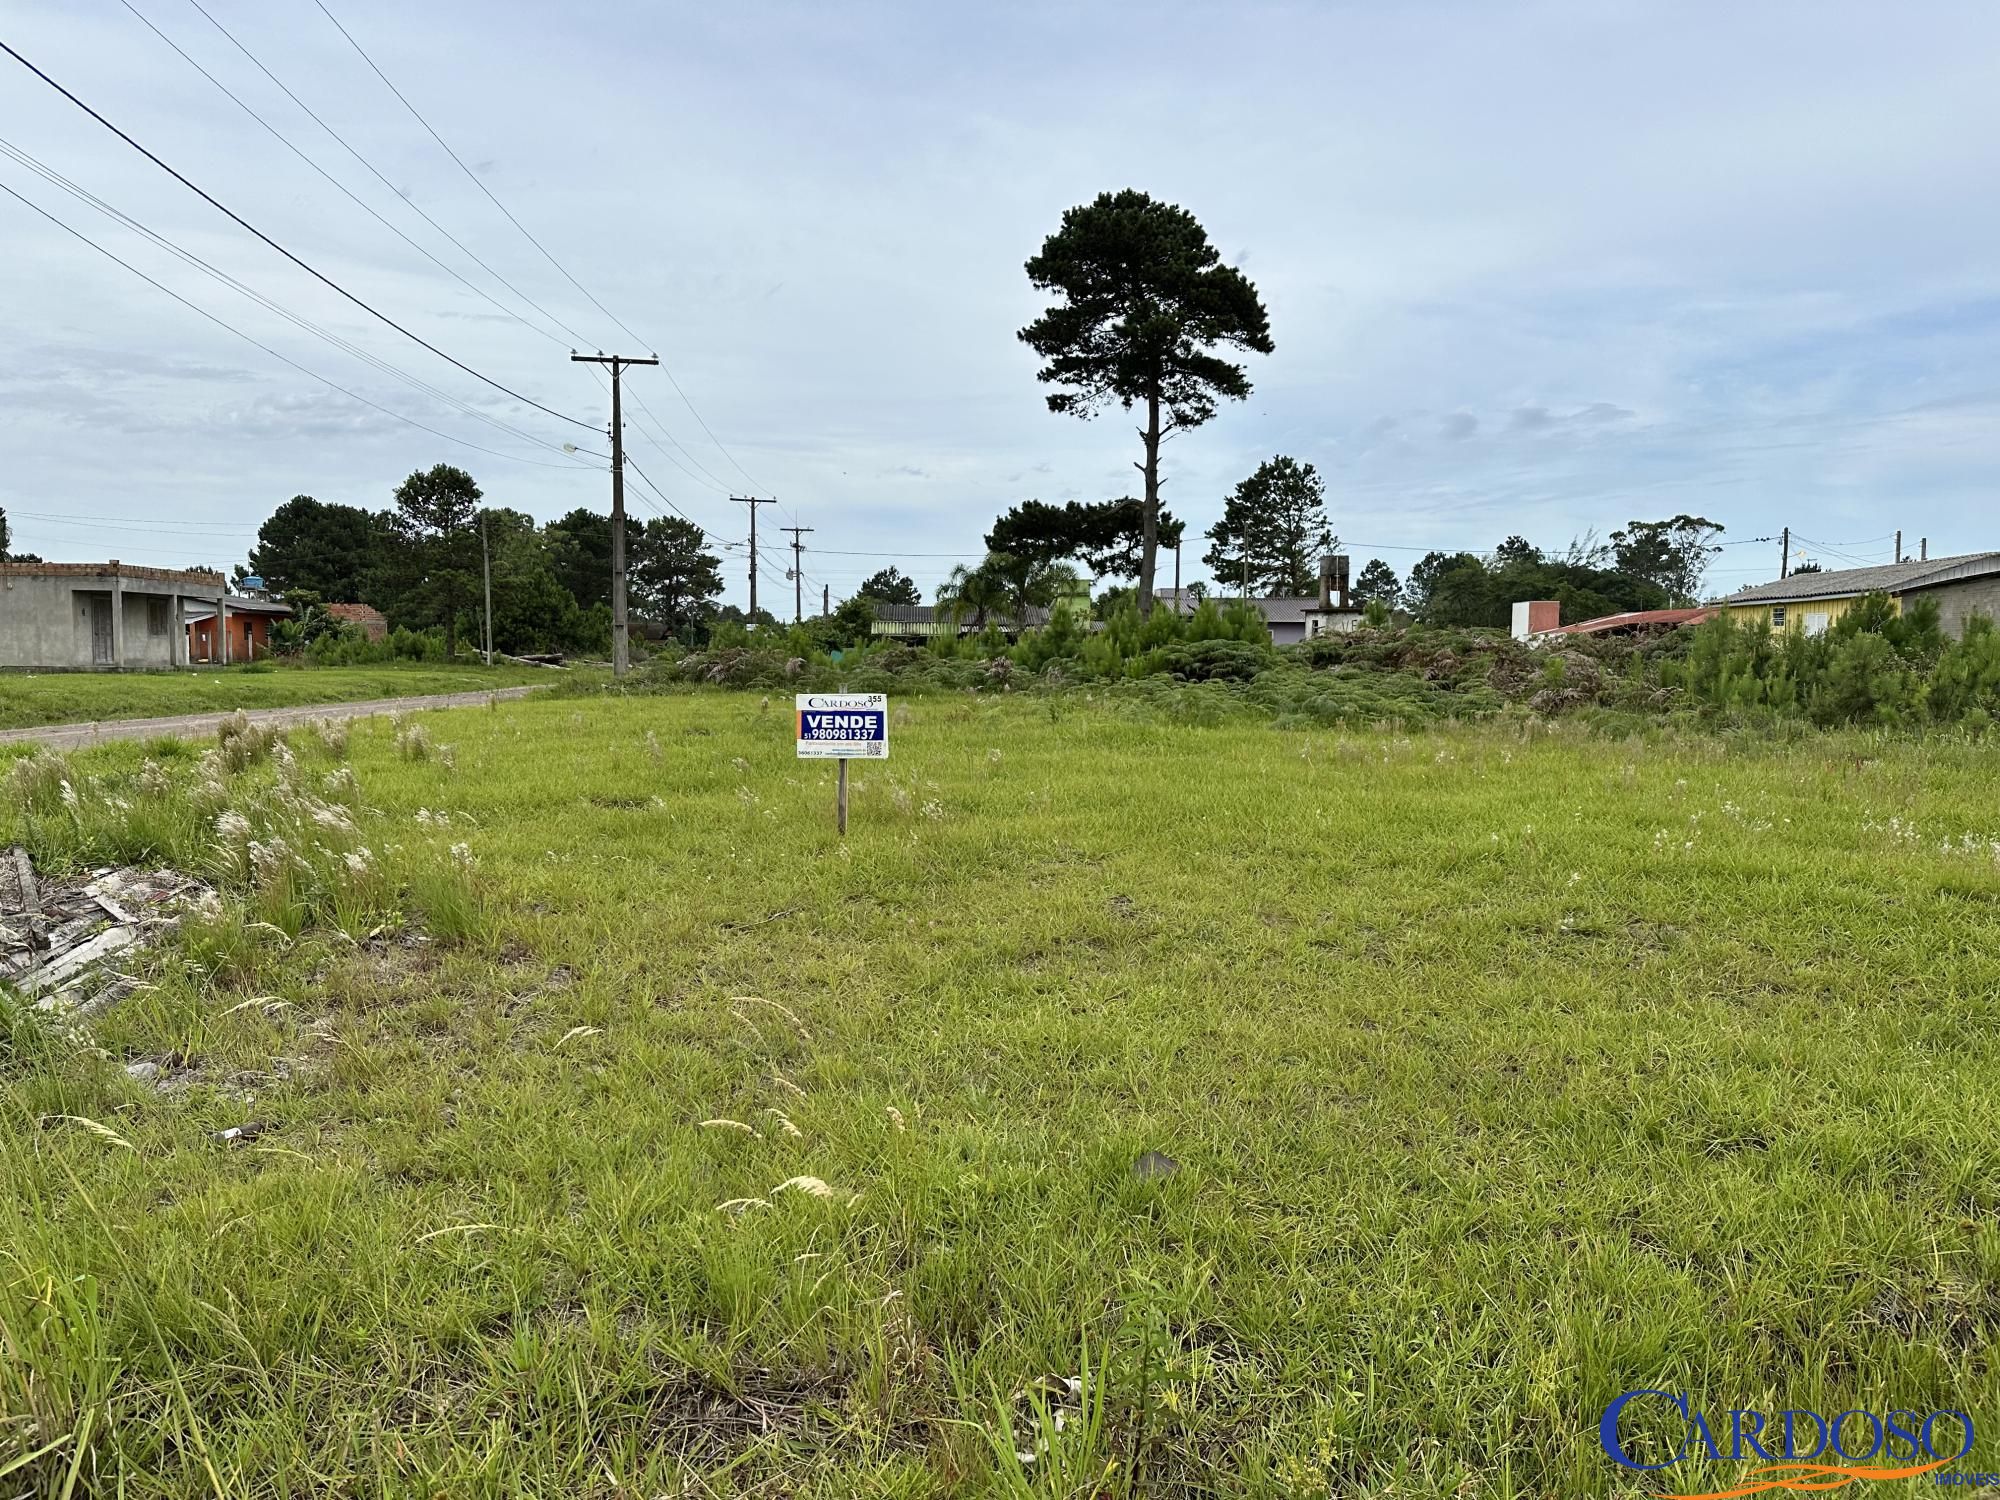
[1921,537,1928,561]
[480,510,493,665]
[731,496,772,622]
[822,584,829,619]
[1894,529,1903,564]
[1174,541,1182,608]
[781,524,814,624]
[570,351,659,677]
[1780,526,1790,580]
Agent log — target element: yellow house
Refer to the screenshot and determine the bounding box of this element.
[1721,552,2000,639]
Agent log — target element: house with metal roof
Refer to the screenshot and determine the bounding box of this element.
[1719,552,2000,639]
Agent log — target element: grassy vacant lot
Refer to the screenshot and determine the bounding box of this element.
[6,693,2000,1496]
[0,660,580,731]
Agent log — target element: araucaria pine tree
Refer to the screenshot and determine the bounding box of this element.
[1019,190,1272,615]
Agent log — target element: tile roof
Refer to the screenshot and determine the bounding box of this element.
[1722,552,2000,606]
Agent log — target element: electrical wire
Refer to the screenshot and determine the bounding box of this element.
[178,0,595,352]
[0,179,600,472]
[0,37,600,431]
[310,0,644,350]
[119,0,580,355]
[0,135,602,462]
[307,0,771,491]
[9,508,253,532]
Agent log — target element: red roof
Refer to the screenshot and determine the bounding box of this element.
[1545,606,1716,636]
[325,602,387,623]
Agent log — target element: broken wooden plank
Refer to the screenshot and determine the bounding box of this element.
[18,926,138,996]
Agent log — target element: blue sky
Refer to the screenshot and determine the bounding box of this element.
[4,0,1998,606]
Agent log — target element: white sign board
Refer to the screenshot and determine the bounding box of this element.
[795,693,889,760]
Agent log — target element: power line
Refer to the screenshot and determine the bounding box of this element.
[117,0,579,357]
[179,0,594,351]
[0,178,601,472]
[8,508,253,533]
[306,0,771,492]
[0,37,599,432]
[311,0,643,349]
[0,134,601,462]
[580,365,731,496]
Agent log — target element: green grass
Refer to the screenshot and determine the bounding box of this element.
[4,693,2000,1496]
[0,660,588,732]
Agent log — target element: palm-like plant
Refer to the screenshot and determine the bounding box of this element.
[938,553,1077,632]
[935,559,1011,630]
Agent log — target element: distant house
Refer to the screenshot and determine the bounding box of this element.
[326,602,389,642]
[1165,557,1364,645]
[1720,553,2000,639]
[1514,601,1716,641]
[0,560,228,671]
[184,596,292,663]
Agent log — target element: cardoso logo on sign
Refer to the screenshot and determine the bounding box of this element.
[1600,1390,1975,1495]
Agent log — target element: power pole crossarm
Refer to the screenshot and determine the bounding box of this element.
[571,351,659,676]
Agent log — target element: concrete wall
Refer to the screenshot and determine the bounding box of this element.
[0,572,207,670]
[1921,576,2000,639]
[120,591,179,668]
[0,575,93,667]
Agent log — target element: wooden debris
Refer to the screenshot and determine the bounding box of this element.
[0,853,212,1015]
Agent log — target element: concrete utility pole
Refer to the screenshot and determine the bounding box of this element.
[1780,526,1790,580]
[1895,530,1903,565]
[570,351,659,677]
[780,525,814,623]
[480,511,493,665]
[732,496,772,621]
[822,584,830,619]
[1173,541,1182,608]
[1921,537,1929,560]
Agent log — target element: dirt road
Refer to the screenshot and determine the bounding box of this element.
[0,686,541,751]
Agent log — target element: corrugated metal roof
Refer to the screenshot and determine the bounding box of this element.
[1722,552,2000,605]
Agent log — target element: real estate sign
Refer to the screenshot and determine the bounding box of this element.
[795,693,889,760]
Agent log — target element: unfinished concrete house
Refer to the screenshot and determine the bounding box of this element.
[0,561,230,670]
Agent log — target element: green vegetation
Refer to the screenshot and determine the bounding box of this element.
[0,661,576,732]
[643,591,2000,734]
[5,692,1999,1495]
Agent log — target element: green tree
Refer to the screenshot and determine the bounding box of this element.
[1201,455,1332,596]
[0,506,9,557]
[248,495,384,600]
[855,566,921,606]
[1406,551,1479,620]
[828,593,880,648]
[382,464,481,657]
[1611,515,1726,604]
[985,498,1184,578]
[471,508,592,656]
[629,516,724,642]
[545,508,613,610]
[1353,558,1402,610]
[935,558,1013,630]
[1019,189,1271,614]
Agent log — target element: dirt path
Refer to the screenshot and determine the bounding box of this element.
[0,686,542,751]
